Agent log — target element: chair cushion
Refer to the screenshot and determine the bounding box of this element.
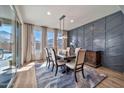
[66,61,75,69]
[56,61,65,66]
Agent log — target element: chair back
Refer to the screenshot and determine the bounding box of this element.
[44,48,49,58]
[47,48,51,56]
[50,48,57,65]
[66,47,71,56]
[75,48,81,56]
[75,49,86,68]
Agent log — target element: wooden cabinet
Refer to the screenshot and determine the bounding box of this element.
[85,50,101,68]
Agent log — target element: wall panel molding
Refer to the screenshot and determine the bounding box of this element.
[68,11,124,72]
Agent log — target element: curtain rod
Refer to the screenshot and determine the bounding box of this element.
[24,22,68,31]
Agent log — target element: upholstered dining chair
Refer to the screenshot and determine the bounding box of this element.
[44,48,52,68]
[50,48,65,76]
[65,48,86,82]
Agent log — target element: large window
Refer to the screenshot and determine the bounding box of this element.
[0,6,21,88]
[33,28,42,59]
[57,32,63,49]
[0,24,13,55]
[47,30,54,48]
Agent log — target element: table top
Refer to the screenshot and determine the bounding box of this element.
[57,54,76,60]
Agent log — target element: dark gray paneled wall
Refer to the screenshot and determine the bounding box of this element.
[68,11,124,72]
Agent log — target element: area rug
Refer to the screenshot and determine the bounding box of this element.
[35,63,106,88]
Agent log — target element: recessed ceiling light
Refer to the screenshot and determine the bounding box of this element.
[70,19,74,23]
[47,11,51,15]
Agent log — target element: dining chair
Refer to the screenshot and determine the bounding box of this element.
[65,48,86,82]
[50,48,65,76]
[44,48,52,68]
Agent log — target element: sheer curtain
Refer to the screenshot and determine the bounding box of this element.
[41,26,47,60]
[22,23,67,64]
[31,32,36,61]
[23,23,33,63]
[54,29,58,52]
[22,24,47,64]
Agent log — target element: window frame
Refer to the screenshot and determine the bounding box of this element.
[47,28,54,48]
[33,26,42,59]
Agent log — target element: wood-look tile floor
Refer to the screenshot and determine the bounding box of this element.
[13,62,37,88]
[13,62,124,88]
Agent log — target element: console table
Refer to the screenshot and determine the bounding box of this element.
[85,50,101,68]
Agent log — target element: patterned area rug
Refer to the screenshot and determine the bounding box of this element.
[35,63,106,88]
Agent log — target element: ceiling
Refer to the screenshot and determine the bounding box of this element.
[18,5,121,30]
[0,6,14,19]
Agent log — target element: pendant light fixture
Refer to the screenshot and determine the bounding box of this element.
[59,15,67,39]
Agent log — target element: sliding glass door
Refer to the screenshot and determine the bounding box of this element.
[0,5,21,88]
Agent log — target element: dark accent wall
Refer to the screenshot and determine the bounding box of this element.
[68,11,124,72]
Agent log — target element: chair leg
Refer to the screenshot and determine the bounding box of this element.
[55,66,58,76]
[74,71,78,82]
[66,66,69,74]
[46,58,48,67]
[60,66,62,69]
[82,69,85,78]
[61,65,65,70]
[48,59,50,69]
[51,63,54,72]
[63,65,66,70]
[63,65,66,72]
[82,65,85,78]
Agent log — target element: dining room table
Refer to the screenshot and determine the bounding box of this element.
[57,54,76,60]
[57,54,76,73]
